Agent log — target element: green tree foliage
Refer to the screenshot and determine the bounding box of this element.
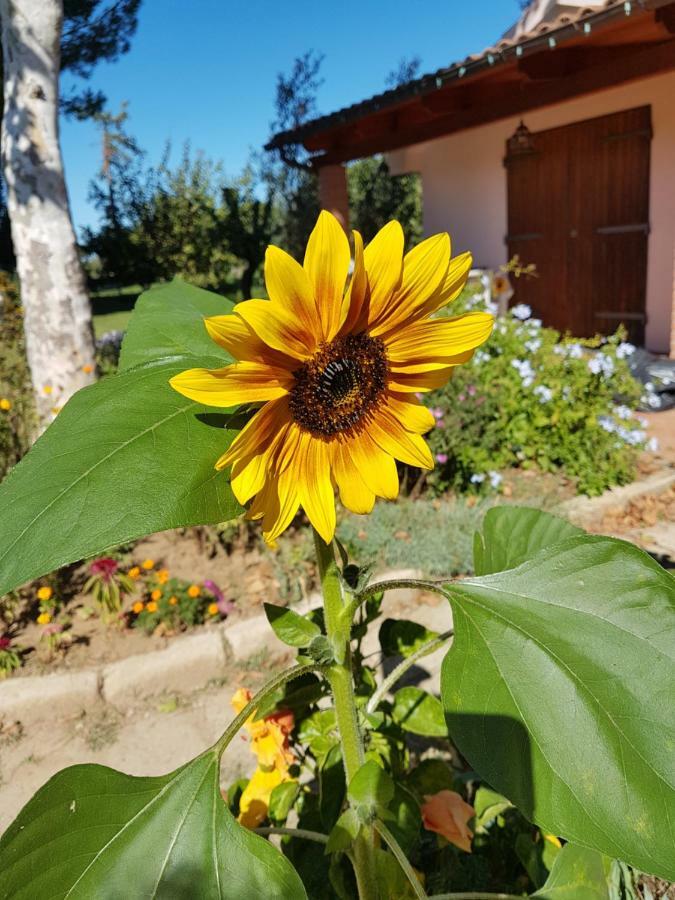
[221,167,275,298]
[347,156,422,247]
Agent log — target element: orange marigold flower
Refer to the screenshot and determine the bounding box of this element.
[0,398,11,411]
[37,612,52,625]
[168,596,178,606]
[132,601,144,614]
[82,364,94,374]
[37,586,53,602]
[187,585,200,598]
[170,211,492,544]
[207,602,219,616]
[150,589,162,601]
[146,601,158,613]
[157,569,170,584]
[421,790,475,853]
[128,566,141,579]
[141,559,155,570]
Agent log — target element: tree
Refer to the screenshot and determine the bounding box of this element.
[347,156,422,247]
[221,167,275,299]
[0,0,97,428]
[385,55,421,89]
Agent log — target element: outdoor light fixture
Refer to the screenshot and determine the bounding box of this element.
[507,120,535,155]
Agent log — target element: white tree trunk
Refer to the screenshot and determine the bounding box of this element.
[0,0,96,429]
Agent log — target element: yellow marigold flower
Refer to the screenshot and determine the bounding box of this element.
[207,602,219,616]
[128,566,141,579]
[157,569,170,584]
[0,398,11,411]
[238,767,289,829]
[37,586,53,602]
[43,385,53,395]
[141,559,154,570]
[170,211,492,543]
[150,589,162,602]
[146,600,158,613]
[37,612,52,625]
[168,595,178,606]
[187,584,200,598]
[132,601,144,614]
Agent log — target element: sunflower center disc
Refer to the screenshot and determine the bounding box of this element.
[290,333,388,437]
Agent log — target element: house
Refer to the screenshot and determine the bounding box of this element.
[267,0,675,355]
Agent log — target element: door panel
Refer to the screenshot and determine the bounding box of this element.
[506,107,650,343]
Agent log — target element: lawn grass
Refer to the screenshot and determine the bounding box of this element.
[93,308,133,338]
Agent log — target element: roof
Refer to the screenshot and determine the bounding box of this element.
[267,0,675,161]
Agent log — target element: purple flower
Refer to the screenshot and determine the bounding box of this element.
[204,580,235,617]
[430,407,444,420]
[435,453,448,465]
[467,385,476,396]
[90,557,118,580]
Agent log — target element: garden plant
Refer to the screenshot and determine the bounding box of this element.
[0,212,672,898]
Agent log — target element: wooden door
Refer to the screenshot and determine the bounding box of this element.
[506,107,650,343]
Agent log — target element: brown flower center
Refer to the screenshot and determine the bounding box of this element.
[289,333,388,436]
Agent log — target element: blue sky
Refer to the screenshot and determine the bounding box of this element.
[61,0,518,232]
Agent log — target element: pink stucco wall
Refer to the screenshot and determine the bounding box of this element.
[388,70,675,354]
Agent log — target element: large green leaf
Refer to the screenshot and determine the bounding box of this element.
[473,506,583,575]
[0,752,306,899]
[0,282,244,597]
[119,278,232,371]
[441,533,675,880]
[532,843,611,899]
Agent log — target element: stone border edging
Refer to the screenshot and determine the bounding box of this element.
[561,468,675,523]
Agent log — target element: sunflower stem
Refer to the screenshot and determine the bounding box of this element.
[314,529,379,900]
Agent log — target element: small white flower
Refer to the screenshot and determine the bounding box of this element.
[597,415,616,433]
[533,385,553,403]
[647,436,659,452]
[528,318,542,330]
[525,338,542,354]
[511,303,531,320]
[613,404,632,420]
[474,350,490,365]
[470,473,485,484]
[488,471,502,489]
[616,342,636,359]
[588,354,615,378]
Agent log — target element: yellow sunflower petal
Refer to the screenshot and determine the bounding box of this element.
[386,392,436,434]
[296,434,336,544]
[363,220,404,322]
[368,407,434,469]
[385,312,494,366]
[204,314,295,368]
[339,230,369,336]
[262,467,300,544]
[370,232,450,336]
[332,441,375,514]
[265,245,318,339]
[414,251,473,322]
[350,431,399,500]
[230,419,291,504]
[304,210,351,340]
[234,299,314,361]
[169,362,292,407]
[216,398,290,470]
[388,367,458,393]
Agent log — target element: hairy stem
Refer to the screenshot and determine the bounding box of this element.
[367,630,454,715]
[314,529,379,900]
[357,578,452,603]
[428,894,526,899]
[212,662,317,759]
[254,826,328,844]
[374,819,427,900]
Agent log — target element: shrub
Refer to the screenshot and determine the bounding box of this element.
[0,272,35,479]
[129,574,233,634]
[424,289,647,496]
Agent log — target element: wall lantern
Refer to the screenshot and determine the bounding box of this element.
[507,120,535,155]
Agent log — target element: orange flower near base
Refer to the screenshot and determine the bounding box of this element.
[231,687,296,828]
[150,589,162,601]
[0,398,11,411]
[141,559,155,570]
[170,210,493,545]
[157,569,170,584]
[132,601,144,614]
[128,566,141,579]
[37,586,53,602]
[146,601,158,613]
[187,585,200,598]
[421,790,475,853]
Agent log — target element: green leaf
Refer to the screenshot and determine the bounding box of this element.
[264,604,322,648]
[473,786,513,831]
[391,687,447,738]
[320,746,346,831]
[297,710,339,763]
[269,781,300,824]
[473,505,583,575]
[0,753,306,898]
[325,808,361,854]
[348,760,394,816]
[386,785,421,856]
[0,361,242,597]
[441,532,675,880]
[379,619,439,658]
[119,278,232,371]
[405,759,456,802]
[532,843,611,899]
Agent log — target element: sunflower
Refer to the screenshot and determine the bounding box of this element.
[170,211,493,544]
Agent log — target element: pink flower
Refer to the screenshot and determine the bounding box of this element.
[204,580,235,617]
[468,385,477,396]
[435,419,445,429]
[90,557,118,580]
[435,453,448,465]
[421,790,475,852]
[0,636,11,651]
